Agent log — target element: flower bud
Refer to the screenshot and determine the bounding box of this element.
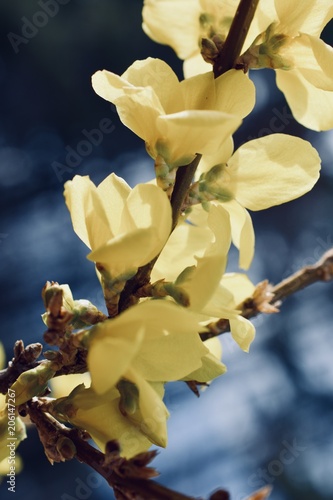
[9,361,56,405]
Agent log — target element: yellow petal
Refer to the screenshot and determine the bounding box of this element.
[50,373,91,399]
[282,35,333,91]
[122,58,183,113]
[276,69,333,131]
[122,301,208,381]
[122,184,172,253]
[230,316,255,352]
[88,227,164,276]
[220,273,256,307]
[152,220,212,282]
[221,200,255,270]
[183,53,211,78]
[181,205,231,311]
[182,352,226,381]
[214,69,256,119]
[276,0,333,36]
[64,175,113,250]
[88,328,144,395]
[183,337,226,382]
[228,134,321,209]
[126,369,169,448]
[156,110,241,166]
[142,0,201,59]
[69,386,152,458]
[97,173,131,236]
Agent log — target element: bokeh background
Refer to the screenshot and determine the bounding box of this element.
[1,1,333,499]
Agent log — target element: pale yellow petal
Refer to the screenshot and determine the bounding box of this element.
[97,173,131,236]
[121,301,208,381]
[122,58,184,113]
[50,373,91,399]
[182,352,226,381]
[228,134,321,210]
[183,53,211,78]
[156,110,241,166]
[276,69,333,131]
[181,205,231,310]
[275,0,333,36]
[126,369,169,448]
[110,90,162,145]
[152,220,212,282]
[88,330,143,395]
[70,387,152,458]
[87,228,162,276]
[142,0,201,59]
[214,69,256,119]
[282,35,333,91]
[230,316,255,352]
[198,138,234,175]
[64,176,113,250]
[122,184,172,250]
[220,273,256,307]
[221,200,255,269]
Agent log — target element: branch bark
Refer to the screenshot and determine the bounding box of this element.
[213,0,260,77]
[201,248,333,341]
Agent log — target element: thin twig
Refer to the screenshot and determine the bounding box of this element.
[213,0,260,77]
[26,399,198,500]
[200,248,333,340]
[170,154,202,230]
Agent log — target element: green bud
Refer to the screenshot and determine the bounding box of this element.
[10,361,56,405]
[117,379,139,416]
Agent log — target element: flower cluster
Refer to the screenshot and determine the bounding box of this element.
[143,0,333,130]
[1,0,327,475]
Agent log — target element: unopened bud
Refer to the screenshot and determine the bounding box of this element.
[10,361,56,405]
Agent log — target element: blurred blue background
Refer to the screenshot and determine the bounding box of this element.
[1,1,333,499]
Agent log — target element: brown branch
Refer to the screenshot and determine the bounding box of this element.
[213,0,260,77]
[25,399,200,500]
[170,154,202,230]
[200,248,333,341]
[0,340,42,394]
[118,155,202,313]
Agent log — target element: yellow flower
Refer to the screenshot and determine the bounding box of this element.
[64,173,172,279]
[143,0,333,130]
[152,205,256,351]
[85,299,225,446]
[142,0,269,77]
[91,58,255,168]
[240,0,333,130]
[52,384,160,458]
[191,134,321,268]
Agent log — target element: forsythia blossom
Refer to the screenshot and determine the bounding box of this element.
[64,172,172,279]
[91,58,255,169]
[81,300,225,449]
[192,133,321,267]
[143,0,333,130]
